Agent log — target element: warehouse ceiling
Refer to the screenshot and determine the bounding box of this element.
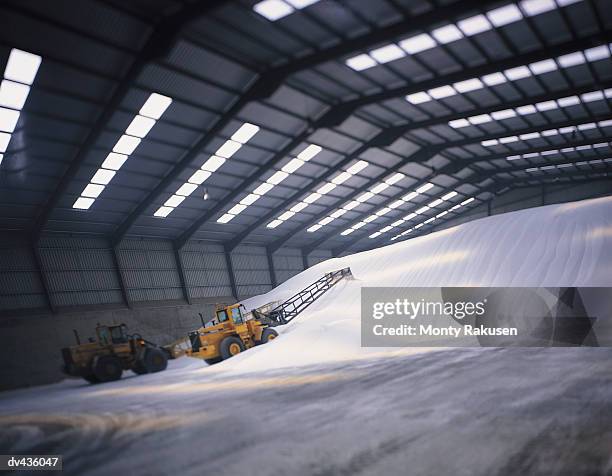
[0,0,610,255]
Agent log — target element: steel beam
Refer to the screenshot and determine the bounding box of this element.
[224,244,239,300]
[111,245,132,308]
[226,81,612,252]
[173,246,192,305]
[313,33,612,129]
[266,246,277,288]
[301,115,612,254]
[30,1,230,243]
[301,249,309,270]
[340,164,612,254]
[31,242,55,313]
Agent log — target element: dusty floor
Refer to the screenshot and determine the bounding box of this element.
[1,347,611,476]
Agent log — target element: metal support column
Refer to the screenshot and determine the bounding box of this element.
[266,246,277,288]
[111,246,132,309]
[31,242,55,313]
[174,246,192,305]
[224,245,239,300]
[542,183,547,206]
[301,249,309,270]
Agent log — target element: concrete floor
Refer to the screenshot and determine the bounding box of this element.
[1,347,611,476]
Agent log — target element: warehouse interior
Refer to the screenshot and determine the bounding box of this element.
[0,0,611,474]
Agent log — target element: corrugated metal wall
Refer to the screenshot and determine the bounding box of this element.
[0,232,325,314]
[180,242,233,298]
[231,245,272,298]
[308,249,333,267]
[0,234,47,310]
[273,247,304,283]
[39,235,123,307]
[118,239,183,302]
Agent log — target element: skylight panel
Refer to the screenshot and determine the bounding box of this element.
[81,183,105,198]
[164,195,185,208]
[584,45,610,62]
[4,49,41,85]
[346,54,377,71]
[346,160,369,174]
[286,0,319,7]
[529,59,557,74]
[332,171,352,185]
[370,183,389,194]
[520,0,556,16]
[491,109,516,120]
[253,0,294,21]
[139,93,172,120]
[228,204,247,215]
[217,213,235,224]
[558,51,585,68]
[90,169,116,185]
[556,95,580,108]
[431,24,463,44]
[303,192,322,204]
[516,104,537,115]
[536,100,557,111]
[282,158,305,174]
[428,198,444,207]
[0,107,20,133]
[188,170,211,185]
[504,66,531,80]
[363,215,379,223]
[442,191,458,200]
[175,183,198,197]
[581,91,604,102]
[399,33,436,54]
[215,139,242,159]
[415,206,429,215]
[290,202,309,212]
[317,182,336,195]
[0,80,29,110]
[428,85,456,99]
[201,155,226,172]
[417,183,434,193]
[73,197,94,210]
[449,118,470,128]
[369,232,382,239]
[320,217,335,225]
[357,191,375,202]
[469,114,492,125]
[343,201,360,211]
[253,182,274,196]
[481,72,506,86]
[370,44,405,64]
[331,209,347,218]
[458,14,492,36]
[403,191,419,201]
[487,4,523,26]
[266,170,289,185]
[267,219,283,229]
[101,153,128,170]
[231,122,260,144]
[307,224,322,232]
[125,115,156,138]
[341,229,354,236]
[453,78,483,93]
[113,135,141,155]
[385,173,405,185]
[297,144,322,161]
[406,92,431,104]
[240,193,261,206]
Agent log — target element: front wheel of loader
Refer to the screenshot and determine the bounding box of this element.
[92,355,123,383]
[204,357,223,365]
[259,328,279,344]
[83,373,100,384]
[220,336,245,360]
[142,348,168,373]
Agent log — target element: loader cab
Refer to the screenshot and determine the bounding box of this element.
[216,305,246,325]
[96,324,128,345]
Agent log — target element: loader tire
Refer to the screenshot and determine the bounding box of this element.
[220,336,245,360]
[132,359,148,375]
[92,356,123,382]
[83,373,100,384]
[260,328,279,344]
[142,348,168,373]
[204,357,223,365]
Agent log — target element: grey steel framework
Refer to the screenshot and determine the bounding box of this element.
[0,0,611,272]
